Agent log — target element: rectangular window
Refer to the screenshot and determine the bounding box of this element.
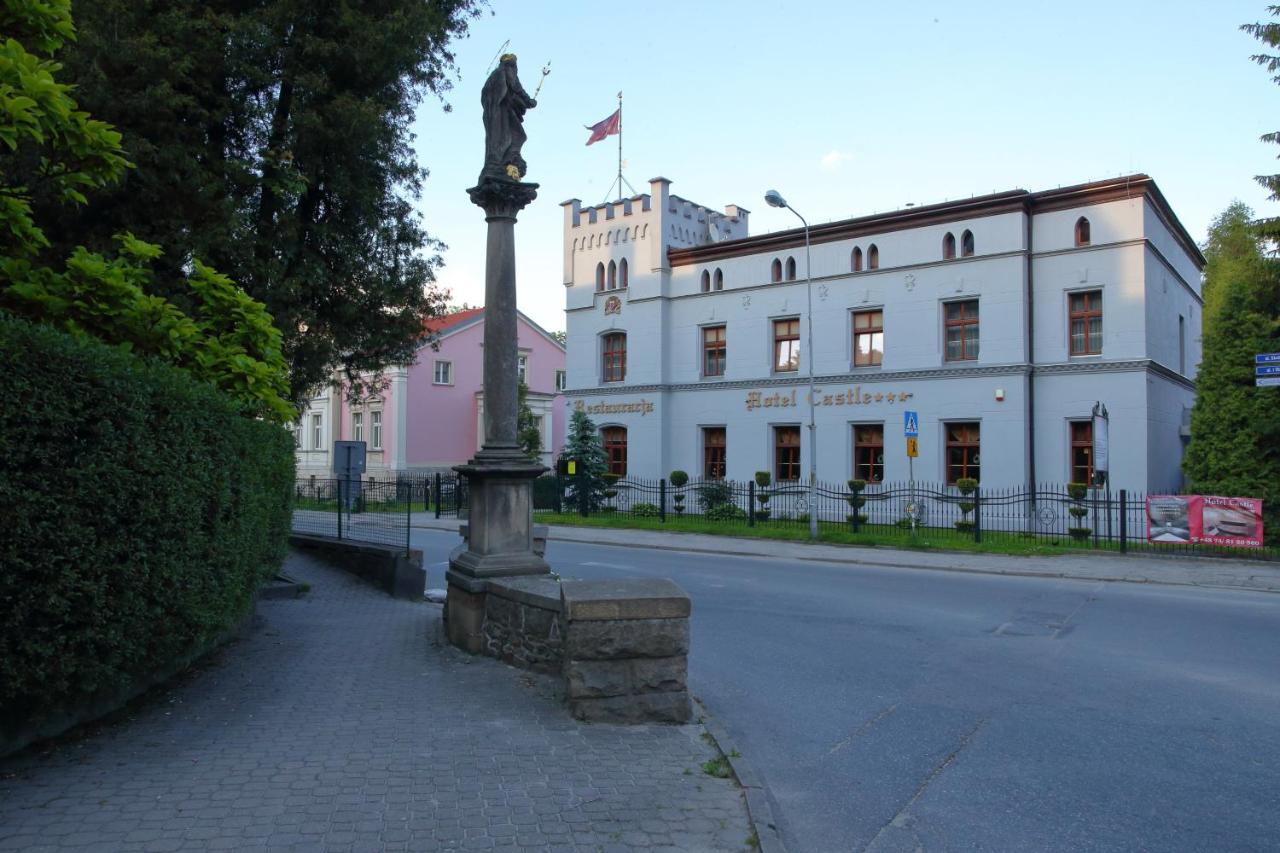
[773,318,800,372]
[945,422,980,484]
[944,300,979,362]
[312,413,323,450]
[1178,314,1186,374]
[853,424,884,483]
[703,427,727,479]
[433,360,452,385]
[602,426,627,477]
[518,354,528,383]
[371,411,382,450]
[853,310,883,367]
[602,333,626,382]
[292,422,301,449]
[774,425,801,481]
[1070,420,1093,485]
[703,325,727,377]
[352,412,363,443]
[1069,290,1103,355]
[555,369,567,392]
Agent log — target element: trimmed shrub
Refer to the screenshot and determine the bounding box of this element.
[0,316,294,738]
[669,470,689,487]
[697,480,734,511]
[631,502,660,517]
[1067,482,1089,501]
[706,503,747,521]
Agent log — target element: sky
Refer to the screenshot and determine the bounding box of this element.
[408,0,1280,333]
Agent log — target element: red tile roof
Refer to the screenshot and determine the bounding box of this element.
[424,307,484,336]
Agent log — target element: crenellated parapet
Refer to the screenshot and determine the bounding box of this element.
[560,176,749,291]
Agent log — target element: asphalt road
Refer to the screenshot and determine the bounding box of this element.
[413,529,1280,853]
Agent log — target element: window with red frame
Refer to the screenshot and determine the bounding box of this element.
[853,310,883,367]
[703,325,726,377]
[944,300,979,361]
[853,424,884,483]
[945,422,980,484]
[1069,290,1102,355]
[774,425,801,481]
[703,427,726,479]
[1070,421,1094,485]
[602,427,627,477]
[602,332,626,382]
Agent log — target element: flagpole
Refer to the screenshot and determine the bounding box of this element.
[616,91,623,202]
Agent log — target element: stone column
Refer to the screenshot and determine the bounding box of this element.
[447,177,550,653]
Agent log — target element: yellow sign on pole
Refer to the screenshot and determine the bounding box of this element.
[906,437,919,458]
[567,460,577,475]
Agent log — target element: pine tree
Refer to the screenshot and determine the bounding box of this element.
[517,380,542,462]
[1183,203,1280,540]
[561,409,608,513]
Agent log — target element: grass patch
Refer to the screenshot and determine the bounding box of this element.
[701,756,733,778]
[533,511,1106,557]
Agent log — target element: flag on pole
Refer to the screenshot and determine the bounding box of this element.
[585,109,621,146]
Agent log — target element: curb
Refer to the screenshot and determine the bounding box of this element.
[409,519,1280,595]
[695,698,788,853]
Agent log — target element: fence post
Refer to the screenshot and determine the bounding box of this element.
[434,472,442,519]
[337,479,344,540]
[974,486,982,543]
[406,481,412,553]
[578,473,588,517]
[748,480,755,528]
[554,474,563,514]
[1092,487,1100,549]
[1119,490,1128,554]
[660,478,667,523]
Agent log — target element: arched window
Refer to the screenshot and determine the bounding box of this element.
[701,270,711,293]
[852,246,863,272]
[868,244,879,270]
[607,260,617,290]
[595,262,605,291]
[1075,217,1091,247]
[619,257,629,289]
[943,232,956,260]
[602,332,626,382]
[961,230,974,257]
[771,258,782,283]
[785,257,797,281]
[601,426,628,477]
[713,268,724,291]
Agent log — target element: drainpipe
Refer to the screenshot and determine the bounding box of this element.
[1024,201,1036,493]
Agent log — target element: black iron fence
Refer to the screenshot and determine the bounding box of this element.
[507,474,1275,561]
[291,478,419,551]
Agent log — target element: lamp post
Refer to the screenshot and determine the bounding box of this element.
[764,189,818,540]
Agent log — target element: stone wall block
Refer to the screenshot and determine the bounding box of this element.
[569,691,691,724]
[565,618,689,660]
[564,656,687,700]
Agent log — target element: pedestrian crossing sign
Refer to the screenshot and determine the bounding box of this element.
[904,411,919,437]
[906,437,919,458]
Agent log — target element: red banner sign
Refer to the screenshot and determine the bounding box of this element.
[1146,495,1265,548]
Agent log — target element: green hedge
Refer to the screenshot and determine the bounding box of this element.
[0,316,294,734]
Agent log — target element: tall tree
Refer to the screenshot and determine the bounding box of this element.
[560,409,608,513]
[37,0,480,402]
[516,380,542,462]
[1244,7,1280,246]
[1183,203,1280,539]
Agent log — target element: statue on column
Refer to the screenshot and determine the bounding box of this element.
[479,54,537,183]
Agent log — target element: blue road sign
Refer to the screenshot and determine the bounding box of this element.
[1257,352,1280,364]
[1258,365,1280,376]
[904,410,919,437]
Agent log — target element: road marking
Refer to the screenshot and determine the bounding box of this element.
[579,561,633,570]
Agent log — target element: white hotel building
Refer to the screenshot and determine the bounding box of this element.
[560,175,1203,492]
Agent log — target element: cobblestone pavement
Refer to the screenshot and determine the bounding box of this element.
[0,551,754,852]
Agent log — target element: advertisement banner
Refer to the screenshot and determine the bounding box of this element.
[1146,495,1264,548]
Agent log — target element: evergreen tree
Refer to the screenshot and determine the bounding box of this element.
[1244,8,1280,245]
[516,380,542,462]
[34,0,480,403]
[1183,203,1280,540]
[561,408,608,513]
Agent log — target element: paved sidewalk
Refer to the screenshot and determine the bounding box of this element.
[413,515,1280,594]
[0,551,754,852]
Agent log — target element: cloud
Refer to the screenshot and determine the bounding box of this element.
[820,149,853,170]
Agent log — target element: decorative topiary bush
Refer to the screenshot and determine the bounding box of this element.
[697,480,734,511]
[1066,482,1089,501]
[669,470,688,514]
[1066,483,1090,539]
[954,478,979,533]
[0,317,294,742]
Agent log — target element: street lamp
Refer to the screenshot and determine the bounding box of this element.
[764,189,818,540]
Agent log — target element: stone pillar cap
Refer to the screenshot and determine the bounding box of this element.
[560,579,691,621]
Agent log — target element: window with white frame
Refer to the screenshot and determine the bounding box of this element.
[518,355,528,383]
[291,422,301,448]
[433,360,452,384]
[311,413,323,450]
[371,411,383,450]
[555,369,567,391]
[352,412,363,443]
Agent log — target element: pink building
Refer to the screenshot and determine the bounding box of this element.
[294,308,567,478]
